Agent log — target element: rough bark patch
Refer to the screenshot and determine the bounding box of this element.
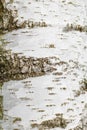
[31,114,68,129]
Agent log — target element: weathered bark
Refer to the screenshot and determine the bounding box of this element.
[0,0,4,29]
[0,0,18,31]
[0,47,56,82]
